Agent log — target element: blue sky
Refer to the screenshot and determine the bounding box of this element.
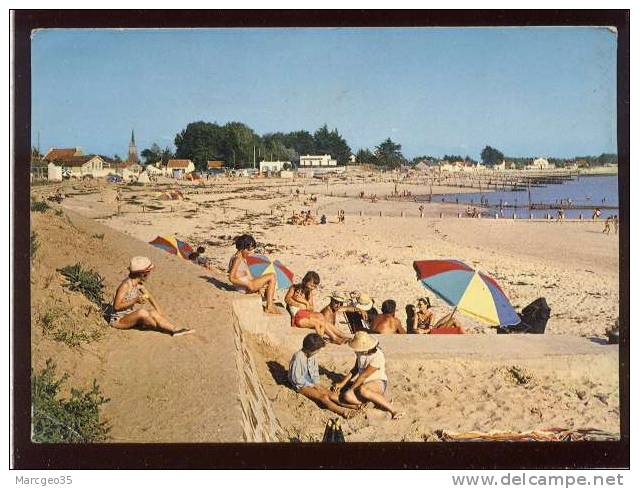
[31,27,617,160]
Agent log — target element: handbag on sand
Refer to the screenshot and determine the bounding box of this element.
[322,418,345,442]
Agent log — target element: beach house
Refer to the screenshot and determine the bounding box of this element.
[207,160,226,175]
[259,160,288,174]
[299,154,337,167]
[52,155,106,178]
[43,147,84,162]
[167,159,195,178]
[525,157,555,171]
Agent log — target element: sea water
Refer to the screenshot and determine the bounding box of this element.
[427,174,619,219]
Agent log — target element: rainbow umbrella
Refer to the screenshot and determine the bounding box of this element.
[149,236,194,259]
[413,259,520,326]
[245,254,294,290]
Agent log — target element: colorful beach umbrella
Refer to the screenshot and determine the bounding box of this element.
[413,259,520,326]
[149,236,194,259]
[245,254,294,290]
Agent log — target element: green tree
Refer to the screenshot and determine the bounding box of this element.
[223,122,260,168]
[140,143,162,165]
[480,146,505,166]
[174,121,227,171]
[374,138,405,168]
[355,148,376,165]
[313,124,351,164]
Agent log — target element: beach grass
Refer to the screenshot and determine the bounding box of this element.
[31,359,111,443]
[58,263,105,307]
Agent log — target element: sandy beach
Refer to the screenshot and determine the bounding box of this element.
[29,173,620,442]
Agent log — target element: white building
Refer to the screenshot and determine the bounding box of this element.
[167,159,195,177]
[525,157,555,171]
[50,155,105,178]
[299,154,337,167]
[259,160,289,173]
[47,162,63,182]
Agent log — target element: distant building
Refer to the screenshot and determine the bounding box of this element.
[414,161,431,172]
[299,154,337,167]
[127,130,138,164]
[348,154,357,164]
[259,160,288,173]
[43,147,84,162]
[167,159,195,177]
[525,157,555,170]
[52,155,105,177]
[207,160,225,171]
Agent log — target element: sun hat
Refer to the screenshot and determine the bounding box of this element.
[129,256,154,273]
[329,291,347,303]
[348,331,378,352]
[354,294,374,311]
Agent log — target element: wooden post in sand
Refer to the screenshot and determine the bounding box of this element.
[579,213,583,220]
[359,211,362,216]
[142,205,145,213]
[379,211,382,217]
[117,205,121,215]
[495,213,498,219]
[529,213,533,220]
[439,212,443,219]
[458,212,462,218]
[401,211,404,217]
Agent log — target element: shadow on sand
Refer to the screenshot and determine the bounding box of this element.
[199,274,237,292]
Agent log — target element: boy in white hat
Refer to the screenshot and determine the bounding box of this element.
[332,331,403,419]
[109,256,193,337]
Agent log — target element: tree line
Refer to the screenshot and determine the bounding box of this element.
[140,121,351,171]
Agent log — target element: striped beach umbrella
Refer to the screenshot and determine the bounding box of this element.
[245,254,295,290]
[413,259,520,327]
[149,236,194,259]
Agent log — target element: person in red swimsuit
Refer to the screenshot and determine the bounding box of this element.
[284,272,350,344]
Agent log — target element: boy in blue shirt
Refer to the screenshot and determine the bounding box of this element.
[289,333,359,418]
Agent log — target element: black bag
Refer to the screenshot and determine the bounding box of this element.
[497,297,550,334]
[322,418,345,443]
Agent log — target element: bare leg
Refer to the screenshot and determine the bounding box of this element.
[248,273,281,314]
[357,381,403,419]
[298,386,355,418]
[297,316,325,337]
[324,322,351,344]
[114,309,176,335]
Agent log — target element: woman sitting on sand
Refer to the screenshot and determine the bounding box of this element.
[109,256,193,336]
[332,331,403,420]
[285,272,350,344]
[413,297,434,334]
[228,234,281,315]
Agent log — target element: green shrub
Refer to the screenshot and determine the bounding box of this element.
[58,264,105,306]
[31,201,50,213]
[31,359,111,443]
[38,308,103,347]
[30,232,39,261]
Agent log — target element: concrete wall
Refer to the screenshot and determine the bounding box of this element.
[232,297,286,442]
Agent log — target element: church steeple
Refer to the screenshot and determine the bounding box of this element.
[127,128,138,164]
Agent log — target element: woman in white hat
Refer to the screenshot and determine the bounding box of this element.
[331,331,403,419]
[109,256,193,336]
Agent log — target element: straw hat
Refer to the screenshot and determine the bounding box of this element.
[129,256,154,273]
[329,291,347,303]
[349,331,378,352]
[354,294,374,311]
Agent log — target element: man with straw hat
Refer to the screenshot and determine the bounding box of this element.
[331,332,404,420]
